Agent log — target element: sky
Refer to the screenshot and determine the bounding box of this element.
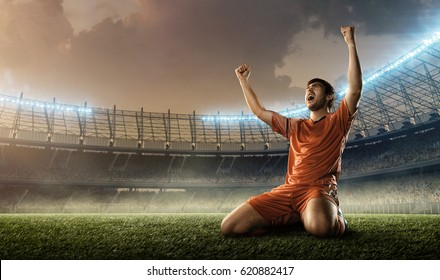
[1,0,440,115]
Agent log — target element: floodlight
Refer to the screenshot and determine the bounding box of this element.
[363,30,440,86]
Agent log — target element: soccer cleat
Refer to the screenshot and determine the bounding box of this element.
[338,208,348,235]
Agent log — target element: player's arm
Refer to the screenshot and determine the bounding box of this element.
[235,64,272,126]
[341,26,362,115]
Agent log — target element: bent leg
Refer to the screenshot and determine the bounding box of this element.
[302,198,345,238]
[221,202,268,236]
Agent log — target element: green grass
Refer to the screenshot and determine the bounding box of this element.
[0,213,439,260]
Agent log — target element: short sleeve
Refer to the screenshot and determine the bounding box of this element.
[271,111,298,139]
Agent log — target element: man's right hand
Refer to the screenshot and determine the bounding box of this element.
[235,64,251,80]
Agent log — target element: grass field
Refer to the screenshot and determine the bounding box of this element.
[0,213,439,260]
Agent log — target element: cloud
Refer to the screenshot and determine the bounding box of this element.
[63,0,308,113]
[301,0,440,37]
[0,0,73,93]
[1,0,440,114]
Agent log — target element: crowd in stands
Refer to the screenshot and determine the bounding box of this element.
[0,145,289,184]
[339,172,440,205]
[342,127,440,175]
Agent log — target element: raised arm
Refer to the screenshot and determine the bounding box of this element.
[235,64,272,126]
[341,26,362,115]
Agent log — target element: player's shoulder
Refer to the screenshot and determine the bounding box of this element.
[293,118,308,128]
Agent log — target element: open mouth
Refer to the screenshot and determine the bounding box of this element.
[307,95,315,101]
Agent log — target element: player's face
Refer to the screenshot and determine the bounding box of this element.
[305,82,327,111]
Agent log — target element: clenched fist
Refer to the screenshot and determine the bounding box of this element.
[341,26,356,46]
[235,64,251,81]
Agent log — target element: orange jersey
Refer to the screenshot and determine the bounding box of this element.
[271,97,356,186]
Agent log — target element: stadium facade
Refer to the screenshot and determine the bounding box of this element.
[0,33,439,214]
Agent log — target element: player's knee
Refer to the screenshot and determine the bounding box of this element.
[220,218,234,236]
[221,216,251,236]
[221,216,241,236]
[304,218,336,238]
[303,198,340,238]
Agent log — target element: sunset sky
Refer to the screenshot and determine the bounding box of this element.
[1,0,440,114]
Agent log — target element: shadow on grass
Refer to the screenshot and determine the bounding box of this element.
[249,222,362,239]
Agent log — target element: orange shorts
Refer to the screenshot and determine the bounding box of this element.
[247,178,339,226]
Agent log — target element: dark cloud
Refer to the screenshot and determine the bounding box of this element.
[302,0,440,36]
[1,0,439,114]
[66,0,308,113]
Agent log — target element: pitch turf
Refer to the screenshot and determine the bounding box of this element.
[0,213,439,260]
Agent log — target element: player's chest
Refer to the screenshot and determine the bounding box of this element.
[293,120,340,145]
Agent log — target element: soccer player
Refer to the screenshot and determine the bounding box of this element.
[221,26,362,238]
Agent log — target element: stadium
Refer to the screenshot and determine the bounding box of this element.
[0,32,440,260]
